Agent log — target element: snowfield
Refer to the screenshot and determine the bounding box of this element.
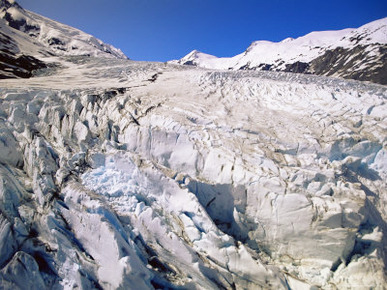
[0,56,386,289]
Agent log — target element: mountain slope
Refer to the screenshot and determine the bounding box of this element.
[0,18,47,78]
[0,0,127,79]
[0,1,386,289]
[175,18,387,84]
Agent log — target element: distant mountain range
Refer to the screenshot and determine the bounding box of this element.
[2,0,385,84]
[172,18,387,84]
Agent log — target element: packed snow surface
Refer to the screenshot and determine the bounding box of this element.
[0,55,386,289]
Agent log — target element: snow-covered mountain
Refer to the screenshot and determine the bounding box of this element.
[174,18,387,84]
[0,0,127,78]
[0,1,386,289]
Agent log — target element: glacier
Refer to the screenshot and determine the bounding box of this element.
[0,0,387,289]
[0,56,386,289]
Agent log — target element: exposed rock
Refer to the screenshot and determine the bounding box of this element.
[309,45,387,84]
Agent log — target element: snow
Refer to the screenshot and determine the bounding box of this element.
[0,1,127,59]
[341,17,387,45]
[174,17,387,75]
[6,6,24,21]
[28,10,127,59]
[0,1,386,289]
[0,56,385,288]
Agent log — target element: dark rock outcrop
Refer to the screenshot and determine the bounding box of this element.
[309,45,387,85]
[0,31,46,79]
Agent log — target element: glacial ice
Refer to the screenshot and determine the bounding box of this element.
[0,56,386,289]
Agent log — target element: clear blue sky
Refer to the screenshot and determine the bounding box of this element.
[17,0,387,62]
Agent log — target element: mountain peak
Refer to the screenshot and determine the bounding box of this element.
[177,17,387,84]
